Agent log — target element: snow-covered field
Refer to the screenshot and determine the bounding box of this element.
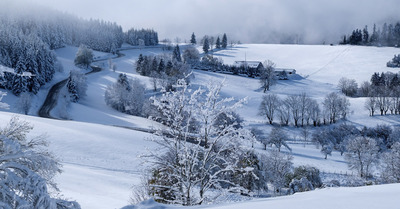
[1,44,400,208]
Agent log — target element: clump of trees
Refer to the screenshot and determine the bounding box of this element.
[259,92,348,127]
[201,33,228,54]
[387,54,400,68]
[363,72,400,116]
[311,123,400,181]
[0,116,81,208]
[338,77,358,97]
[135,47,191,91]
[104,73,146,116]
[66,70,87,103]
[125,29,158,46]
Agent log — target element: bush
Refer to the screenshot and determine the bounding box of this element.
[286,166,322,189]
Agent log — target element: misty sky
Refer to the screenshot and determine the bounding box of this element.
[33,0,400,44]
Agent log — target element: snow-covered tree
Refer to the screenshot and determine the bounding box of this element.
[345,136,379,178]
[338,77,358,97]
[172,45,182,62]
[105,74,145,116]
[215,36,221,49]
[182,46,200,66]
[260,150,293,193]
[259,93,280,124]
[66,70,87,103]
[365,97,377,116]
[144,79,255,205]
[202,36,210,54]
[268,127,291,152]
[222,33,228,48]
[74,45,94,69]
[190,32,196,45]
[259,60,276,92]
[0,116,80,209]
[381,142,400,183]
[323,92,350,123]
[285,95,301,127]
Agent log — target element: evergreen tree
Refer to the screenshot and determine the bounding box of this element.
[117,73,131,91]
[222,33,228,48]
[190,32,196,45]
[363,25,369,44]
[203,37,210,54]
[371,72,380,86]
[173,45,182,62]
[216,36,221,49]
[12,74,28,96]
[158,58,165,73]
[151,57,158,73]
[370,23,379,43]
[136,54,144,74]
[67,79,79,102]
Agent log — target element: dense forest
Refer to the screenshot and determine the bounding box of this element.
[0,2,158,95]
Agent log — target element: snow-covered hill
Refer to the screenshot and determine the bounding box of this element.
[0,44,399,209]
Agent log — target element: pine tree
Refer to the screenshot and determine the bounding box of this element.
[158,58,165,73]
[222,33,228,48]
[363,25,369,44]
[216,36,221,49]
[136,54,144,74]
[190,32,196,45]
[12,74,28,96]
[67,76,79,102]
[203,37,210,54]
[173,45,182,62]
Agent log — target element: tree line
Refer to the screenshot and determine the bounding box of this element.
[342,22,400,47]
[259,92,350,127]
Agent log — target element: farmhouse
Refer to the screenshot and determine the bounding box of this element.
[234,61,263,69]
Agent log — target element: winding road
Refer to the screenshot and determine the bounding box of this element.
[37,51,121,119]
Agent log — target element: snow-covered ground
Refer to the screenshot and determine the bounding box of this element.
[1,44,400,209]
[126,183,400,209]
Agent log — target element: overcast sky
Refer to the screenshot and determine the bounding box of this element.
[33,0,400,44]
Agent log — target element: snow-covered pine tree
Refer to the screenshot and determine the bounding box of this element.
[215,36,221,49]
[67,78,79,102]
[203,37,210,54]
[190,32,196,45]
[172,45,182,62]
[136,54,144,74]
[222,33,228,48]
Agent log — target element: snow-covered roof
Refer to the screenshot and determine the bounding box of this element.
[234,61,262,68]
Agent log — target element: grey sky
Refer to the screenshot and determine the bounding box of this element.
[33,0,400,44]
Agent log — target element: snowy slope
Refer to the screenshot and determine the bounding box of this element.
[126,183,400,209]
[1,44,400,209]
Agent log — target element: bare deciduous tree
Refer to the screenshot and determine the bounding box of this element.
[259,93,280,124]
[260,60,276,92]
